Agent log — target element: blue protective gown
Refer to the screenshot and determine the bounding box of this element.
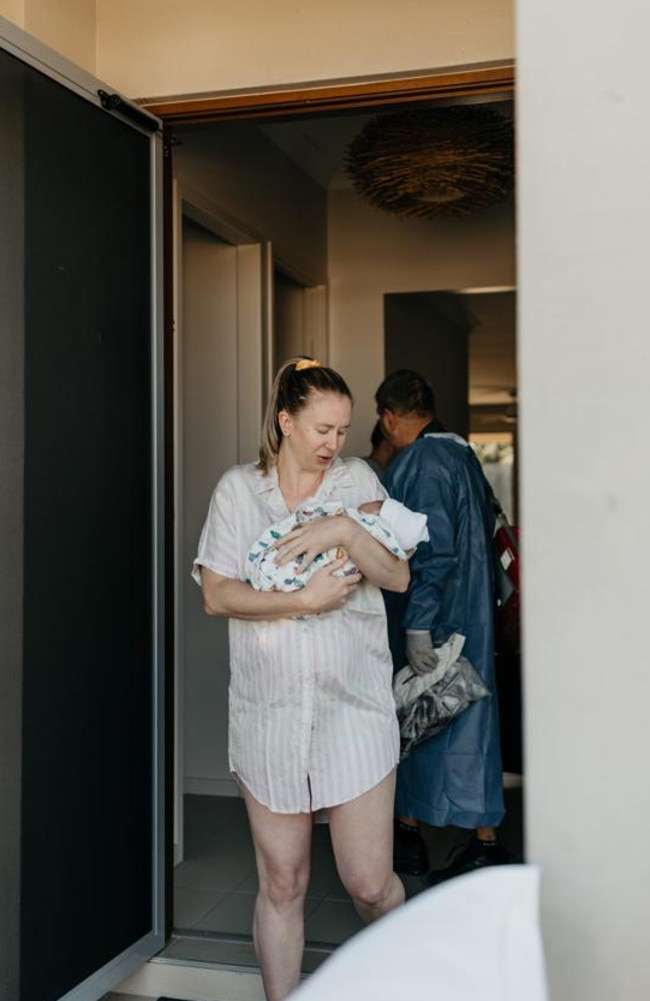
[384,424,505,829]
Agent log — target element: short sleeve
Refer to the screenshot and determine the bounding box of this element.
[191,473,240,585]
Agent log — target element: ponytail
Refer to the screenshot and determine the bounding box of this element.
[258,358,353,472]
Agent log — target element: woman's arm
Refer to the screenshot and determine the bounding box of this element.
[337,518,410,592]
[201,557,361,620]
[275,517,410,594]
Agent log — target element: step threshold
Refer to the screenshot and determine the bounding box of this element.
[110,932,330,1001]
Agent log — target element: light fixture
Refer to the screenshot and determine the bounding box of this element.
[345,106,514,220]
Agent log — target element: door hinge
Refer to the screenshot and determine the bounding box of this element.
[97,89,159,134]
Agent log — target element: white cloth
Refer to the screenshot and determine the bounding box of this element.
[380,497,429,551]
[245,499,427,608]
[192,457,400,814]
[289,865,549,1001]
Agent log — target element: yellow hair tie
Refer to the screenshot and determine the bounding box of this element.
[295,358,322,371]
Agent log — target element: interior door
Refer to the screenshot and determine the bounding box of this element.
[0,17,165,1001]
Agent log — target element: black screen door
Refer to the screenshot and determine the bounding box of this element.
[0,19,165,1001]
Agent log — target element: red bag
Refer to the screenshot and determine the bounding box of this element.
[493,513,521,654]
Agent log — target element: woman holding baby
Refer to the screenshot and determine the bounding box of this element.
[193,358,420,1001]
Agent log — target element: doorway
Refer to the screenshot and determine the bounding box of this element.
[165,83,519,971]
[171,200,381,970]
[384,287,518,517]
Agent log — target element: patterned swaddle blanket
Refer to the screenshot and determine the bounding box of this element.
[246,501,408,593]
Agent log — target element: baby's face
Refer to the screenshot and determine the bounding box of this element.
[358,500,384,516]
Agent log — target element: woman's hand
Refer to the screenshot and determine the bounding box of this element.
[299,557,362,615]
[274,516,353,571]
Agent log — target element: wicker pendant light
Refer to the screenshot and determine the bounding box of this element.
[345,105,514,220]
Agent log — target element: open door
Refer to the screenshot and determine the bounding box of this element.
[0,17,166,1001]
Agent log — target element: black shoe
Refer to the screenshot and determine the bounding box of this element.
[426,837,514,886]
[393,823,429,876]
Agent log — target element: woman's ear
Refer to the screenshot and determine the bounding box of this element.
[278,410,292,436]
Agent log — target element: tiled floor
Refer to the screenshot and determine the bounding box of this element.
[173,785,523,960]
[173,795,384,949]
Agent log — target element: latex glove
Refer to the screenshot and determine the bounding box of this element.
[405,629,439,676]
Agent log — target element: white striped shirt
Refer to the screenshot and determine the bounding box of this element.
[192,457,400,814]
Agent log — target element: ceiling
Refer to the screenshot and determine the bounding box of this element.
[258,112,374,189]
[257,97,514,191]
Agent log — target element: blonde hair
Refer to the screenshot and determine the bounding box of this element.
[258,357,353,472]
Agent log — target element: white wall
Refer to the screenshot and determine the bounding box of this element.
[518,2,650,999]
[95,0,513,100]
[328,189,515,456]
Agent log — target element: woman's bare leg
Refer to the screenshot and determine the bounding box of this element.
[241,785,312,1001]
[328,770,405,924]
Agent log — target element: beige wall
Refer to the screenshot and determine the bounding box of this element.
[329,189,515,456]
[0,0,95,72]
[0,0,24,27]
[2,0,513,101]
[95,0,513,100]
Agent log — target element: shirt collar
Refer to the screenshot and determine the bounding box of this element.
[251,456,352,497]
[417,418,446,439]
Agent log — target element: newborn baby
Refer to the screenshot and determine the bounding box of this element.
[246,498,428,593]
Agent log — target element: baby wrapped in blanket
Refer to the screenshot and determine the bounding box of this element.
[246,497,429,593]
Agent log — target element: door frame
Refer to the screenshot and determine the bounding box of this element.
[159,56,515,987]
[141,61,514,125]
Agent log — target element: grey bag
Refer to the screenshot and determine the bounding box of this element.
[393,654,491,761]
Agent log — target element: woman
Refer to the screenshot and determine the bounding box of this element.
[192,358,409,1001]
